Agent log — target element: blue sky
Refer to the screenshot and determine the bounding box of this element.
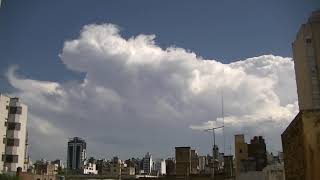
[0,1,320,160]
[0,0,319,92]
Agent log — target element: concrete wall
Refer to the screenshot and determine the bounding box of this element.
[237,171,264,180]
[235,135,248,177]
[4,98,28,172]
[282,110,320,180]
[293,11,320,110]
[0,94,10,173]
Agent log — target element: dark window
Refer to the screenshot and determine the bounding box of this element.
[68,146,73,169]
[76,146,80,169]
[240,149,242,153]
[4,122,7,126]
[3,138,6,144]
[4,155,19,163]
[7,122,21,130]
[6,138,20,146]
[9,106,22,114]
[306,38,312,44]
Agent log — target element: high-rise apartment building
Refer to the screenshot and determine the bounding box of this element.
[67,137,87,171]
[0,94,28,173]
[293,10,320,110]
[282,10,320,180]
[142,152,153,175]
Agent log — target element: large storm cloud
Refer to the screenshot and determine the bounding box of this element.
[7,24,298,160]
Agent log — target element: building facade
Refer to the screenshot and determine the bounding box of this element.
[155,159,166,175]
[234,134,248,177]
[0,94,28,173]
[142,152,153,175]
[235,134,267,179]
[175,147,191,177]
[248,136,267,171]
[293,10,320,110]
[67,137,87,171]
[282,110,320,180]
[223,155,234,178]
[281,10,320,180]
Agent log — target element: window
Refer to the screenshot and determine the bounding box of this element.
[7,122,21,130]
[4,155,19,163]
[9,106,22,115]
[240,149,242,153]
[6,138,20,146]
[306,38,312,44]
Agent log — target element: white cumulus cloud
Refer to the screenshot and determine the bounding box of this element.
[7,23,298,160]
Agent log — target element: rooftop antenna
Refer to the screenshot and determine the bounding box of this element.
[205,125,224,179]
[221,68,226,155]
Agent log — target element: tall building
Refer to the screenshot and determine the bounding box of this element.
[293,10,320,110]
[67,137,87,171]
[142,152,153,175]
[175,147,191,177]
[281,10,320,180]
[235,134,267,178]
[155,159,166,175]
[234,134,248,177]
[248,136,267,171]
[0,94,28,173]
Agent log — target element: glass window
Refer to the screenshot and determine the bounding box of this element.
[6,138,20,146]
[4,155,19,163]
[9,106,22,115]
[7,122,21,130]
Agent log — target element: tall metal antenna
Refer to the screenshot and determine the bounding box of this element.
[205,125,224,179]
[222,88,225,155]
[221,68,226,155]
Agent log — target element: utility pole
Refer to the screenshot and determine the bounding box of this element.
[205,125,224,180]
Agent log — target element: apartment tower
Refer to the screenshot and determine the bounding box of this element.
[0,94,28,173]
[293,10,320,110]
[67,137,87,170]
[281,10,320,180]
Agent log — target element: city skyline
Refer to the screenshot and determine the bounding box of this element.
[0,1,320,162]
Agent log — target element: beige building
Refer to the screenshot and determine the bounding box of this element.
[0,94,28,173]
[281,10,320,180]
[293,10,320,110]
[282,110,320,180]
[234,134,248,177]
[175,147,191,177]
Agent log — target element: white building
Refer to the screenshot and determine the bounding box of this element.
[142,152,153,175]
[198,156,206,172]
[0,94,28,173]
[155,159,166,175]
[83,162,98,175]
